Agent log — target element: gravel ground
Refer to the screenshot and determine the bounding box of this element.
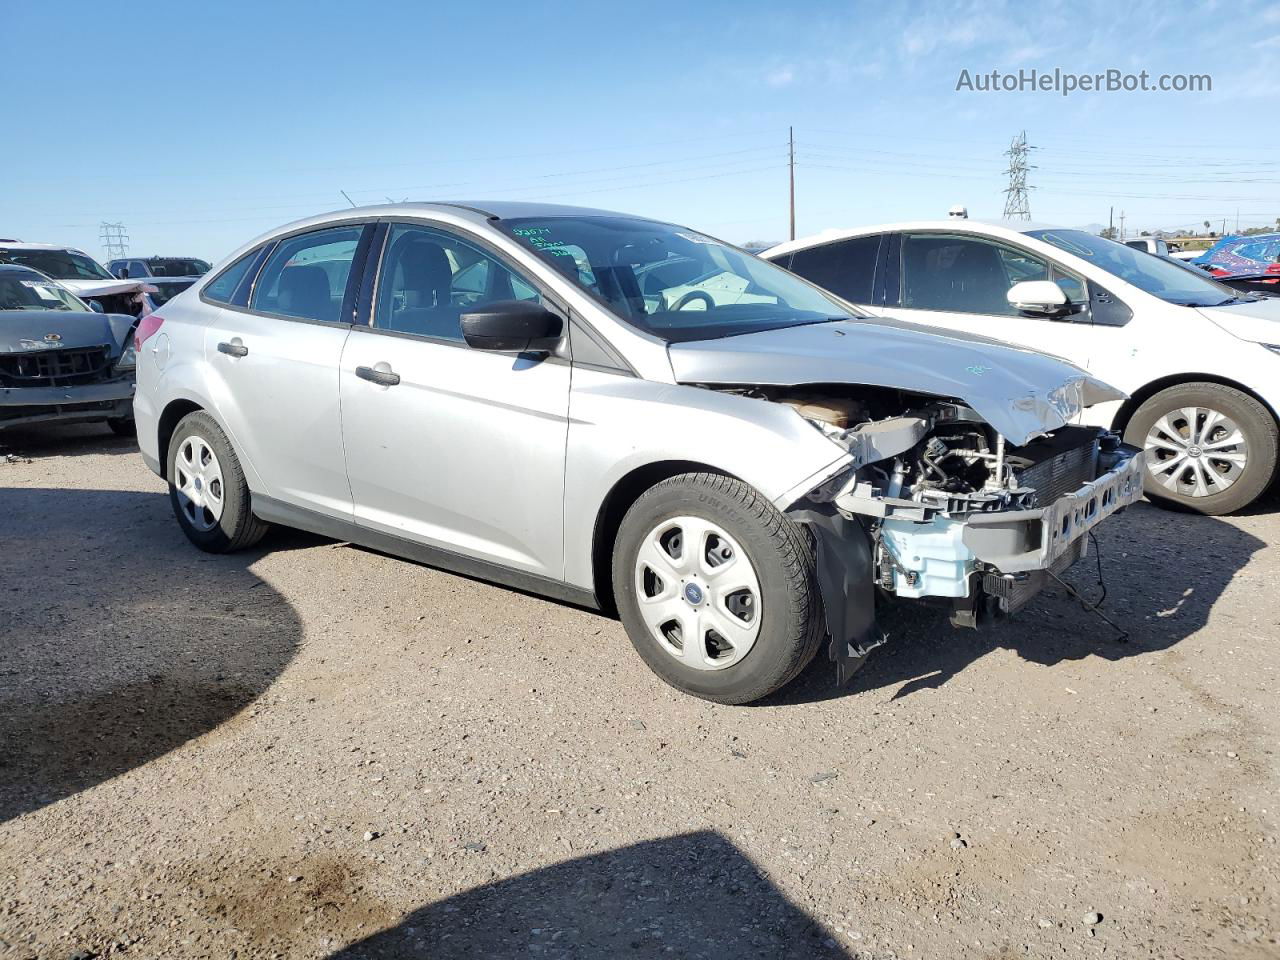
[1,424,1277,960]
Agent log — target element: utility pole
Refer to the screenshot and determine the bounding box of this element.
[788,126,796,241]
[1119,210,1126,240]
[1222,218,1228,236]
[1108,206,1114,237]
[99,222,129,262]
[1001,130,1035,220]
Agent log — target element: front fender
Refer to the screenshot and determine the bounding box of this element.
[562,370,852,590]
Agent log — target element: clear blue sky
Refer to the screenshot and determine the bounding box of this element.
[4,0,1277,262]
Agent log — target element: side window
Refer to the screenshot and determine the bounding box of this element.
[203,249,261,304]
[1050,268,1087,305]
[373,224,541,342]
[786,235,880,303]
[250,225,364,323]
[900,234,1050,316]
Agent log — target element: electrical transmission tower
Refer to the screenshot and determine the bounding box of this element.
[1001,131,1036,220]
[100,222,129,261]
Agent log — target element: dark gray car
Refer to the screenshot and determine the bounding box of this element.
[0,264,137,434]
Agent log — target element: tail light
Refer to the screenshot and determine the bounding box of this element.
[1266,263,1280,275]
[134,313,165,351]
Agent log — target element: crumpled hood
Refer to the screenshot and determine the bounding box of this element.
[1199,296,1280,345]
[668,317,1125,445]
[55,277,154,298]
[0,309,133,355]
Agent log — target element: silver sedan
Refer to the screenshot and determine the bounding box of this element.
[133,202,1141,703]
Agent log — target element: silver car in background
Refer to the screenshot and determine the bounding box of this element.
[133,202,1142,704]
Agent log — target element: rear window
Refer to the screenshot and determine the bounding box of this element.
[785,235,881,304]
[202,249,262,305]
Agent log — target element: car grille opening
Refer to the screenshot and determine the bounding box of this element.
[0,345,114,387]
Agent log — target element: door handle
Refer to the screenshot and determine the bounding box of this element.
[355,364,401,387]
[217,339,248,358]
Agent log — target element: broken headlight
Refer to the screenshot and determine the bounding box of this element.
[114,342,137,373]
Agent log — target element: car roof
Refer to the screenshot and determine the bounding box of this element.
[264,200,653,235]
[763,218,1069,258]
[0,241,89,253]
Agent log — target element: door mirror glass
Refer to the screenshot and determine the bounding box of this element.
[116,265,130,278]
[1006,280,1070,316]
[461,300,562,353]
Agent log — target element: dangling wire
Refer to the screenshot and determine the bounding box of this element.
[1045,531,1129,643]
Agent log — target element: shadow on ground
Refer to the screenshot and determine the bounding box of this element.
[0,486,303,823]
[330,831,850,959]
[764,501,1266,705]
[0,421,139,460]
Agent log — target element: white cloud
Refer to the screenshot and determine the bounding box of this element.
[765,66,795,88]
[1252,33,1280,48]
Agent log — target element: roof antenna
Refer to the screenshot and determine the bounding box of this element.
[340,190,357,208]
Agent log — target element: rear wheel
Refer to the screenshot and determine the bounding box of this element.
[167,411,268,552]
[1124,382,1278,515]
[612,472,823,704]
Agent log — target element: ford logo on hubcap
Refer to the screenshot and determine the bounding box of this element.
[684,583,704,605]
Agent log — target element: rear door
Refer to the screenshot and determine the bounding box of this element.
[775,234,884,308]
[202,222,373,519]
[339,220,571,579]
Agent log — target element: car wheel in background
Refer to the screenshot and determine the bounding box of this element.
[1124,382,1278,515]
[107,417,136,438]
[167,411,269,552]
[612,472,824,705]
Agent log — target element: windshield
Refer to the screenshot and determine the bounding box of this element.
[0,249,114,281]
[147,258,210,277]
[1026,229,1245,307]
[0,271,91,311]
[500,216,855,341]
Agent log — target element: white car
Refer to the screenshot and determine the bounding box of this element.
[766,221,1280,514]
[1122,237,1169,256]
[0,241,154,317]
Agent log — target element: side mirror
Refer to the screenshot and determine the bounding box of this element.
[115,266,130,278]
[460,300,563,354]
[1006,280,1071,317]
[88,299,105,313]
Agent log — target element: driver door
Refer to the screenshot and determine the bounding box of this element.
[886,232,1096,370]
[339,221,571,579]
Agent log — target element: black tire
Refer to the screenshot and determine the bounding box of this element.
[612,472,824,705]
[107,417,136,438]
[167,411,269,552]
[1123,382,1278,515]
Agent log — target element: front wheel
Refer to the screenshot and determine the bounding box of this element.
[107,417,136,438]
[167,411,269,552]
[1124,382,1278,515]
[612,472,824,704]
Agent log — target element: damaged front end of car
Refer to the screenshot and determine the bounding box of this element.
[727,383,1142,683]
[667,317,1145,683]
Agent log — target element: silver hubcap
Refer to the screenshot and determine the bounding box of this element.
[1144,405,1249,498]
[174,436,225,531]
[633,516,762,671]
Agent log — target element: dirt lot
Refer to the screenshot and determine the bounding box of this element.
[1,424,1277,960]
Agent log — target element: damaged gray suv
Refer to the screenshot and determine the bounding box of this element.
[134,203,1143,704]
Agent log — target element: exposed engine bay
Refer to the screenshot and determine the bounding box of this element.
[705,383,1146,681]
